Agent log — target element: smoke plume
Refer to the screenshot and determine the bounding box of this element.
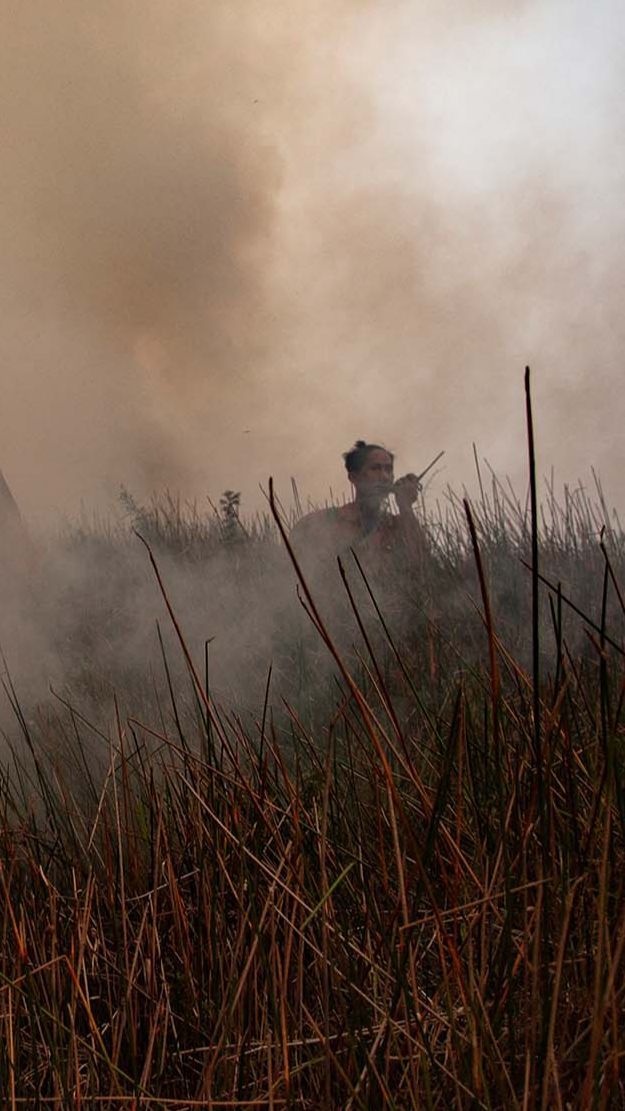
[1,1,624,519]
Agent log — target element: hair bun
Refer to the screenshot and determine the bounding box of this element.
[343,439,394,475]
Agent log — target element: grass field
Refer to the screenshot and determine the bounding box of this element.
[1,421,624,1105]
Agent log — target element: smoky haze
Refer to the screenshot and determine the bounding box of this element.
[1,0,624,522]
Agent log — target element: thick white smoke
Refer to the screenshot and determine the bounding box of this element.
[0,0,623,520]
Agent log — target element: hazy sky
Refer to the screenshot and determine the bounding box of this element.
[2,0,624,521]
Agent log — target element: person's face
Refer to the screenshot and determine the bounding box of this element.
[350,449,394,501]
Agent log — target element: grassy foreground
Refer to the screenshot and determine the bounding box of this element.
[1,462,625,1107]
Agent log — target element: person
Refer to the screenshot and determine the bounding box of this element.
[290,440,428,572]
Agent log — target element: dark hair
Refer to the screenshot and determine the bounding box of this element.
[342,440,394,475]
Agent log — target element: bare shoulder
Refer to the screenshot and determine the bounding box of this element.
[290,507,340,542]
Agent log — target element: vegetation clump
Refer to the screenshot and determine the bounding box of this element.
[0,465,624,1107]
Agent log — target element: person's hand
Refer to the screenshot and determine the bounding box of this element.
[393,473,422,511]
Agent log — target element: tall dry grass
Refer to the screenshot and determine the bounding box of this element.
[1,430,625,1104]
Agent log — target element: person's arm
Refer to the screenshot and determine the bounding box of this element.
[289,509,334,578]
[393,474,429,568]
